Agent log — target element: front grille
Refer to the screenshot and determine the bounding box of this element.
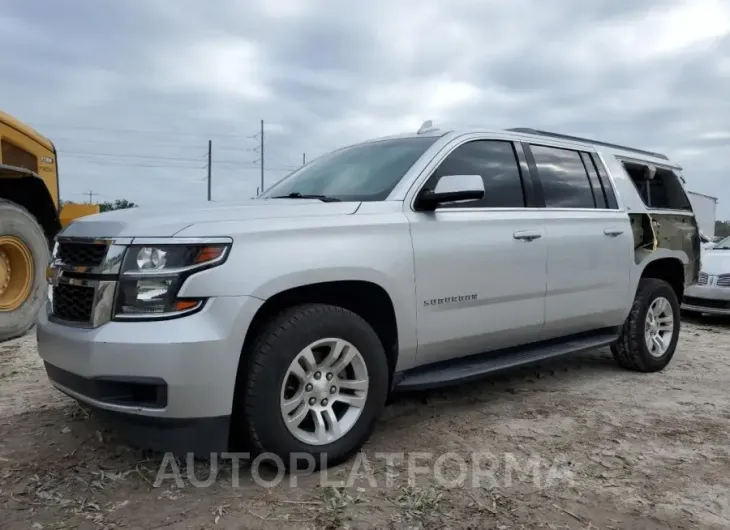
[57,242,108,267]
[52,283,95,322]
[683,296,730,310]
[696,273,730,288]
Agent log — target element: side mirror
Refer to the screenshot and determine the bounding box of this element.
[415,174,484,211]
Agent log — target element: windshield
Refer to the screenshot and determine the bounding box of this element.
[712,236,730,249]
[259,136,439,201]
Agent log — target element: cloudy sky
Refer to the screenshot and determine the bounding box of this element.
[1,0,729,216]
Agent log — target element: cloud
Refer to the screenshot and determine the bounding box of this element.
[0,0,728,219]
[152,36,271,102]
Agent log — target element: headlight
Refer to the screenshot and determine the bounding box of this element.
[114,242,230,319]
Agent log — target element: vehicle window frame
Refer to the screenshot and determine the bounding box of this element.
[616,156,692,212]
[409,138,535,211]
[589,153,620,209]
[524,143,600,210]
[579,152,606,208]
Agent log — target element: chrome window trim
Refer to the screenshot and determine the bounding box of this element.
[403,132,599,212]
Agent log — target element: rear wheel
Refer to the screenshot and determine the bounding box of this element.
[611,278,680,372]
[235,303,389,469]
[0,201,49,341]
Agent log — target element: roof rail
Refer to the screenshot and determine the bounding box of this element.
[507,127,669,160]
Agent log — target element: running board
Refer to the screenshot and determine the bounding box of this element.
[394,327,620,392]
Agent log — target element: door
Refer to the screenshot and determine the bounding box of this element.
[525,143,633,338]
[406,138,548,367]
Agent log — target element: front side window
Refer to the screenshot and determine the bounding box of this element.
[259,136,439,202]
[530,144,595,208]
[422,140,526,208]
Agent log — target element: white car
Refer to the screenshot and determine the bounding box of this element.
[699,231,716,250]
[683,236,730,315]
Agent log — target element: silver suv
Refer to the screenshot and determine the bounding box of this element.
[37,123,700,468]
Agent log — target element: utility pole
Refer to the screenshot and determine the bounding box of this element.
[302,152,306,166]
[86,190,96,203]
[259,119,265,193]
[207,140,212,201]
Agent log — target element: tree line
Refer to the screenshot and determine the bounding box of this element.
[716,221,730,238]
[60,199,137,212]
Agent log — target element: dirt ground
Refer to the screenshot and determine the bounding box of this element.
[2,316,730,530]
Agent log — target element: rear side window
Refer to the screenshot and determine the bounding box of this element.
[621,160,691,210]
[589,154,619,209]
[579,152,607,208]
[423,140,526,208]
[528,144,595,208]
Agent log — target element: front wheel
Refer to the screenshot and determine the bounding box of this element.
[611,278,680,372]
[236,304,389,469]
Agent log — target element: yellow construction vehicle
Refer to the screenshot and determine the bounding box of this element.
[0,110,99,340]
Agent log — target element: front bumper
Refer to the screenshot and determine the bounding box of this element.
[37,295,263,453]
[681,284,730,315]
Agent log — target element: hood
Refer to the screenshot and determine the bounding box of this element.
[700,248,730,275]
[60,199,361,238]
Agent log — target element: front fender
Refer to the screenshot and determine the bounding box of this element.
[175,216,419,366]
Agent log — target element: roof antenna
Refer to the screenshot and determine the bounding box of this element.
[417,120,436,134]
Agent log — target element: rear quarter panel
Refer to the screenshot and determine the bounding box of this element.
[597,149,700,298]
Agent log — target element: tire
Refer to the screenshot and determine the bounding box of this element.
[235,303,389,470]
[0,200,49,342]
[611,278,680,372]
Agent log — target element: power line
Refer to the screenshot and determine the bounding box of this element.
[30,122,260,139]
[58,150,207,162]
[57,149,298,170]
[53,136,262,153]
[61,154,296,171]
[63,158,207,170]
[53,136,201,146]
[260,119,265,193]
[207,140,212,202]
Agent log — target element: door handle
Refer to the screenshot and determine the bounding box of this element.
[603,228,624,237]
[513,230,542,241]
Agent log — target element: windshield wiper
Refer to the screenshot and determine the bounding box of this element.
[270,192,341,202]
